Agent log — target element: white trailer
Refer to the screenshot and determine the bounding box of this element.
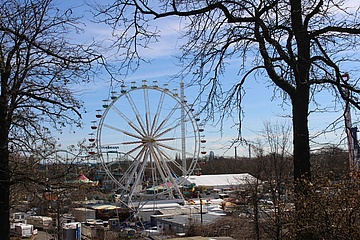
[25,215,52,230]
[13,223,34,238]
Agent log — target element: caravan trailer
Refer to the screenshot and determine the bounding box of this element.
[13,223,34,238]
[26,216,52,230]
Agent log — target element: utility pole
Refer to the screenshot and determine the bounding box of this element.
[200,198,203,224]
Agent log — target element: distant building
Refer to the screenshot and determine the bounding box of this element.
[72,207,96,222]
[155,213,221,234]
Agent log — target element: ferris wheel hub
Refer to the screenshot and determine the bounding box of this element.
[142,136,155,143]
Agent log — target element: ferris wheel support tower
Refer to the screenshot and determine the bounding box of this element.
[180,81,186,176]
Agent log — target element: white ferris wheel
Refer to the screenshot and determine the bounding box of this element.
[88,81,206,206]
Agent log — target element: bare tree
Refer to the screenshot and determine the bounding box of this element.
[0,0,102,238]
[289,177,360,239]
[255,122,293,240]
[311,146,349,179]
[93,0,360,183]
[237,121,292,239]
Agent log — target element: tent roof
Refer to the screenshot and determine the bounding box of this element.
[78,174,90,181]
[180,173,257,188]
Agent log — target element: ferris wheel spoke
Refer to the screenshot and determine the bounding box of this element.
[153,115,192,139]
[150,90,166,135]
[152,102,181,136]
[143,87,151,136]
[129,150,149,198]
[155,150,182,185]
[156,141,195,156]
[161,152,184,172]
[154,109,194,138]
[121,147,147,193]
[123,143,146,158]
[156,135,196,142]
[125,91,148,135]
[153,144,186,176]
[155,137,175,142]
[153,125,178,139]
[122,140,146,145]
[150,147,173,187]
[110,105,146,138]
[159,160,181,185]
[103,123,142,140]
[170,159,185,173]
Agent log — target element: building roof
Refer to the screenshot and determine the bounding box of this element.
[88,204,118,210]
[152,205,207,216]
[180,173,257,188]
[157,213,220,226]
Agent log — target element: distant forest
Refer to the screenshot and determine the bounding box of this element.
[200,146,349,181]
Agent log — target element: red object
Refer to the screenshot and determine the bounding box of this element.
[78,174,89,181]
[43,191,58,201]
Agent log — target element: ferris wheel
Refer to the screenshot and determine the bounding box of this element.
[89,81,206,206]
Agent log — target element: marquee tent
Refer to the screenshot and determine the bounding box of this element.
[179,173,258,189]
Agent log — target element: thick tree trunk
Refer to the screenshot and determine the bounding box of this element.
[1,71,10,239]
[292,87,313,239]
[292,88,311,181]
[290,0,311,182]
[0,126,10,239]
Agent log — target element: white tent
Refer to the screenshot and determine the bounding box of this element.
[179,173,258,189]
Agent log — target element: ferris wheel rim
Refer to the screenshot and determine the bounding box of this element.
[94,83,203,200]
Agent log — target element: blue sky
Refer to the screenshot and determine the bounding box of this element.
[55,0,360,158]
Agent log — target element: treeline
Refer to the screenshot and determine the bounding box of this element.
[200,146,349,180]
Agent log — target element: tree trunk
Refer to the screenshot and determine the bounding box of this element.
[1,70,10,239]
[0,119,10,239]
[290,0,311,182]
[292,87,313,239]
[292,87,311,181]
